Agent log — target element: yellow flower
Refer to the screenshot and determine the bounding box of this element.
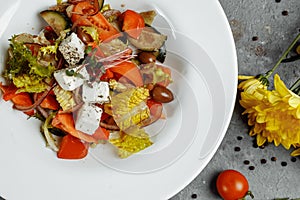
[238,74,300,155]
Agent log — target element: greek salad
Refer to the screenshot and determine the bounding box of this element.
[0,0,174,159]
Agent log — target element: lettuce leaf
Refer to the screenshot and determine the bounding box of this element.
[109,129,153,158]
[12,74,49,93]
[111,87,150,130]
[4,35,56,92]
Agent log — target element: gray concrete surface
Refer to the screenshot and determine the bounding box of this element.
[171,0,300,199]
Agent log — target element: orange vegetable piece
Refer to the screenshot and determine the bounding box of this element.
[71,1,120,42]
[109,61,143,87]
[57,134,88,159]
[100,68,114,81]
[51,112,98,143]
[0,82,18,101]
[92,127,110,140]
[0,82,34,115]
[119,10,145,39]
[37,93,60,110]
[11,93,34,116]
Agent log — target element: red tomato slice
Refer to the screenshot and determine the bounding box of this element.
[37,93,60,110]
[119,9,145,39]
[71,1,120,41]
[0,83,34,115]
[109,61,144,87]
[0,82,18,101]
[57,134,89,159]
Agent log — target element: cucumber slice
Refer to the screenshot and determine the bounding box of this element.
[40,10,70,35]
[128,27,167,51]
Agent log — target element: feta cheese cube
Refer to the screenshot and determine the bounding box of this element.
[82,81,110,104]
[59,32,85,66]
[75,103,103,135]
[53,65,89,91]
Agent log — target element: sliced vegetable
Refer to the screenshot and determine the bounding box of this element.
[128,27,167,51]
[119,9,145,39]
[42,113,60,151]
[38,92,60,110]
[11,92,34,116]
[40,10,70,35]
[140,10,157,26]
[0,82,34,115]
[0,82,18,101]
[57,134,88,159]
[109,61,144,86]
[71,1,120,42]
[76,26,98,44]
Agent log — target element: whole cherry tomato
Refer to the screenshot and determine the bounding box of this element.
[216,169,253,200]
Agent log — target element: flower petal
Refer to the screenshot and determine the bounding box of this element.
[291,148,300,157]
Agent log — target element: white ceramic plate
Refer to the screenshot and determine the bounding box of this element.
[0,0,237,199]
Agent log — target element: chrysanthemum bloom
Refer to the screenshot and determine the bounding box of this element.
[238,74,300,156]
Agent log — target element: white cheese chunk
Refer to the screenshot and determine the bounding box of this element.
[53,65,89,91]
[75,103,103,135]
[82,81,110,104]
[59,32,85,66]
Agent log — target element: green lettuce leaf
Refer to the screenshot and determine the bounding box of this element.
[4,35,56,92]
[12,74,49,93]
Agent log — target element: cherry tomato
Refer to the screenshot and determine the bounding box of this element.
[216,169,252,200]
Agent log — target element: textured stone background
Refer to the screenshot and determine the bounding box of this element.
[171,0,300,199]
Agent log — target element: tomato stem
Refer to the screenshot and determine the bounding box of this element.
[239,191,254,200]
[247,191,254,199]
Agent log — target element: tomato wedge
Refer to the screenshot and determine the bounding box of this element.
[92,126,110,140]
[109,61,143,87]
[37,92,60,110]
[119,9,145,39]
[0,82,34,115]
[0,82,18,101]
[57,134,88,159]
[71,1,120,42]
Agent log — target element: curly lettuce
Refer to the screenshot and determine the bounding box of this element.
[12,74,49,93]
[4,35,56,92]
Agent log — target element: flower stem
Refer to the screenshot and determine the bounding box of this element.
[290,78,300,95]
[265,33,300,79]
